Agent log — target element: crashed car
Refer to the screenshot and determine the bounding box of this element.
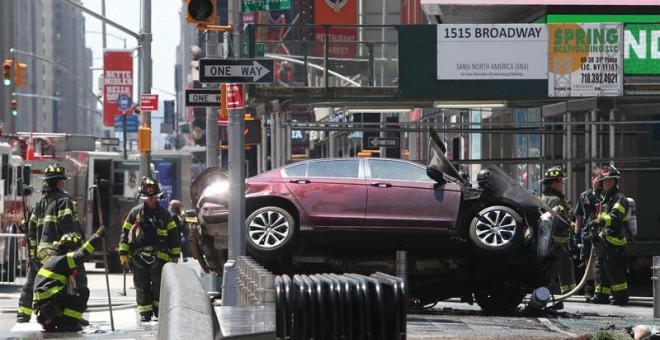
[190,128,554,313]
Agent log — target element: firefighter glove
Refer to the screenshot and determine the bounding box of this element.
[120,254,129,268]
[94,226,106,238]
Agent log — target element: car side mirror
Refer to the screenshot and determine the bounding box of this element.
[426,167,447,185]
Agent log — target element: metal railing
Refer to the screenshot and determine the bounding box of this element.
[0,232,28,285]
[246,24,400,89]
[237,256,275,306]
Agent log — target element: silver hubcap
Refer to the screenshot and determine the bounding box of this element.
[248,210,290,249]
[474,209,517,247]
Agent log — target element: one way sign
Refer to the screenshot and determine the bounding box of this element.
[369,137,399,148]
[185,89,221,107]
[199,58,274,84]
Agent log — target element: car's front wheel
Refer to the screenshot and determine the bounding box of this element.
[469,205,523,254]
[245,206,296,260]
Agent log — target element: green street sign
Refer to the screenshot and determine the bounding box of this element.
[242,0,290,13]
[625,24,660,75]
[242,43,265,57]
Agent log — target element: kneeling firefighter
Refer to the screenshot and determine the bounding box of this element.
[118,177,181,322]
[33,227,105,332]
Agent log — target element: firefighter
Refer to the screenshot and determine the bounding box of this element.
[118,177,181,322]
[33,227,105,332]
[17,185,48,323]
[572,167,601,301]
[540,165,576,295]
[168,199,190,261]
[34,164,89,325]
[590,165,630,305]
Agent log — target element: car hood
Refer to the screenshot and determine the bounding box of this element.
[191,166,230,209]
[427,127,470,187]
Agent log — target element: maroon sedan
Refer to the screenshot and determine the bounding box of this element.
[190,128,553,313]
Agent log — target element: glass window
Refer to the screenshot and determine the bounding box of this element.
[368,159,432,182]
[308,160,359,178]
[282,163,307,177]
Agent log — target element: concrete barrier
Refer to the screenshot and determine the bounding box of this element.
[158,263,219,339]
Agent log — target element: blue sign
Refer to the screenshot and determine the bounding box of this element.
[117,93,132,111]
[114,115,139,132]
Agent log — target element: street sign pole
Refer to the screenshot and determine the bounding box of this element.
[123,113,127,159]
[222,0,246,307]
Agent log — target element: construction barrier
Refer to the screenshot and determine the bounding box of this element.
[275,272,407,340]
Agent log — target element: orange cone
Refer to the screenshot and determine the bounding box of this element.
[26,133,35,161]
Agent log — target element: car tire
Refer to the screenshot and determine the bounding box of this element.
[474,287,526,314]
[469,205,523,254]
[245,206,296,260]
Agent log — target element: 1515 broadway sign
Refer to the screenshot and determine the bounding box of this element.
[548,23,623,97]
[437,24,548,80]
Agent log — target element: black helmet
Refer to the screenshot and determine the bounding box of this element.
[42,164,68,180]
[56,232,82,253]
[140,177,162,198]
[543,165,566,184]
[598,165,621,182]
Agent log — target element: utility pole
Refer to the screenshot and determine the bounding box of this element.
[139,0,153,180]
[60,0,150,178]
[222,0,246,306]
[206,29,219,167]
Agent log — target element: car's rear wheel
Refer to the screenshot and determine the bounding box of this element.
[246,206,296,260]
[473,286,526,315]
[469,205,523,254]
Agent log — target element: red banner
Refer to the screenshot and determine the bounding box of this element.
[401,0,422,24]
[103,50,133,127]
[314,0,358,58]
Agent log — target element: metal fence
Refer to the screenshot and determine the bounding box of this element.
[237,256,276,306]
[0,232,28,285]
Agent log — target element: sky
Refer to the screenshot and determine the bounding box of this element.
[83,0,181,101]
[82,0,182,145]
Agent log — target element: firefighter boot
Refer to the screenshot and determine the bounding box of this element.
[611,291,629,306]
[140,313,152,322]
[16,313,31,323]
[584,280,595,302]
[57,316,83,333]
[590,294,611,304]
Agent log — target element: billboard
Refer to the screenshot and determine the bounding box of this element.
[548,23,623,97]
[103,50,133,127]
[624,24,660,75]
[437,24,548,80]
[314,0,358,58]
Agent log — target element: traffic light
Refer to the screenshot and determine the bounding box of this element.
[14,62,27,87]
[186,0,216,25]
[2,60,12,86]
[10,98,18,116]
[191,107,206,146]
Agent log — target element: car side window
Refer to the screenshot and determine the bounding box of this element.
[282,163,307,177]
[368,159,434,182]
[308,160,359,178]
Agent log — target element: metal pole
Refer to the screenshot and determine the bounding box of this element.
[123,113,128,159]
[653,256,660,318]
[609,109,616,166]
[139,0,153,179]
[591,109,598,168]
[222,0,246,307]
[206,31,219,167]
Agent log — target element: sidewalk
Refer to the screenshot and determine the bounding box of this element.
[0,263,159,339]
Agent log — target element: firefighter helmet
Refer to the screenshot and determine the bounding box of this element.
[42,163,68,180]
[598,165,621,182]
[543,165,566,184]
[56,232,82,253]
[140,177,162,198]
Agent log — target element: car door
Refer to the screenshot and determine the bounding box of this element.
[365,159,461,230]
[283,159,366,227]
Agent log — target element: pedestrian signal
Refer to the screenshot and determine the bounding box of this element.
[14,62,27,87]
